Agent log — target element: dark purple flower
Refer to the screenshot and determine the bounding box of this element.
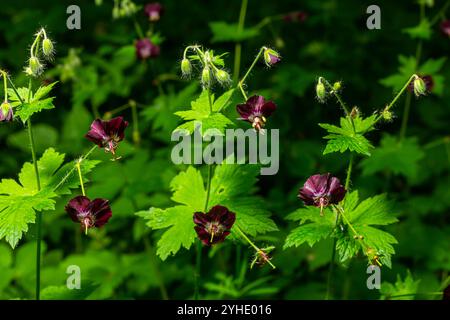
[298,173,346,215]
[283,11,308,23]
[85,116,129,155]
[65,195,112,234]
[407,75,433,95]
[440,20,450,37]
[193,205,236,246]
[236,95,277,132]
[144,3,164,22]
[135,38,160,60]
[0,101,13,122]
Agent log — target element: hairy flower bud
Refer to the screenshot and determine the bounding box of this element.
[201,66,211,88]
[381,107,393,121]
[181,58,192,77]
[350,106,360,119]
[42,38,54,58]
[28,56,43,76]
[316,80,326,103]
[263,48,281,67]
[413,76,427,97]
[215,69,231,87]
[0,101,13,122]
[333,81,342,92]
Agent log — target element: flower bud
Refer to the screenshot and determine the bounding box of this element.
[381,108,393,121]
[201,66,211,88]
[181,58,192,77]
[28,56,43,76]
[42,38,54,58]
[316,80,326,103]
[333,81,342,92]
[215,69,231,87]
[413,76,427,97]
[263,48,281,67]
[0,101,13,122]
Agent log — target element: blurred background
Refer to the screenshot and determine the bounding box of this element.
[0,0,448,299]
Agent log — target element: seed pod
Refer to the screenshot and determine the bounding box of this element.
[42,38,54,58]
[316,81,326,103]
[181,58,192,77]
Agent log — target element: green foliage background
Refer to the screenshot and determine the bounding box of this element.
[0,0,449,299]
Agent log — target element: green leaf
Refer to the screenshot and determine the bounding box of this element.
[41,282,99,300]
[136,166,205,260]
[8,82,58,123]
[380,55,446,95]
[284,206,335,249]
[335,191,398,267]
[380,271,420,300]
[209,21,260,43]
[284,224,333,248]
[174,90,234,135]
[319,117,374,156]
[0,148,99,248]
[403,19,432,40]
[137,163,277,260]
[360,135,425,181]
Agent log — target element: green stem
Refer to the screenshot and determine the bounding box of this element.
[238,47,265,100]
[75,161,86,196]
[232,0,248,84]
[130,100,140,145]
[24,79,43,301]
[399,92,412,141]
[53,146,98,192]
[234,225,276,269]
[430,0,450,25]
[325,211,339,300]
[345,154,354,190]
[133,17,145,38]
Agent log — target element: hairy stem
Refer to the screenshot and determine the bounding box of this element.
[232,0,248,84]
[234,225,276,269]
[238,47,265,100]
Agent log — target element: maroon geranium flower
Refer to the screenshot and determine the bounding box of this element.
[298,173,346,215]
[0,101,13,122]
[440,20,450,37]
[193,205,236,246]
[236,95,277,132]
[85,116,129,155]
[407,75,434,95]
[65,196,112,234]
[144,3,164,22]
[283,11,308,23]
[135,38,160,60]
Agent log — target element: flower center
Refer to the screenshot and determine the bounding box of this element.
[314,196,330,216]
[252,116,266,131]
[206,222,224,242]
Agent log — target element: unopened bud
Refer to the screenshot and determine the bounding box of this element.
[413,76,427,97]
[42,38,54,58]
[333,81,342,92]
[263,48,281,67]
[28,56,43,76]
[201,66,211,88]
[181,58,192,77]
[215,69,231,87]
[316,80,326,103]
[0,101,13,122]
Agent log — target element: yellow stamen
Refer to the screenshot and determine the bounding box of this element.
[210,230,215,243]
